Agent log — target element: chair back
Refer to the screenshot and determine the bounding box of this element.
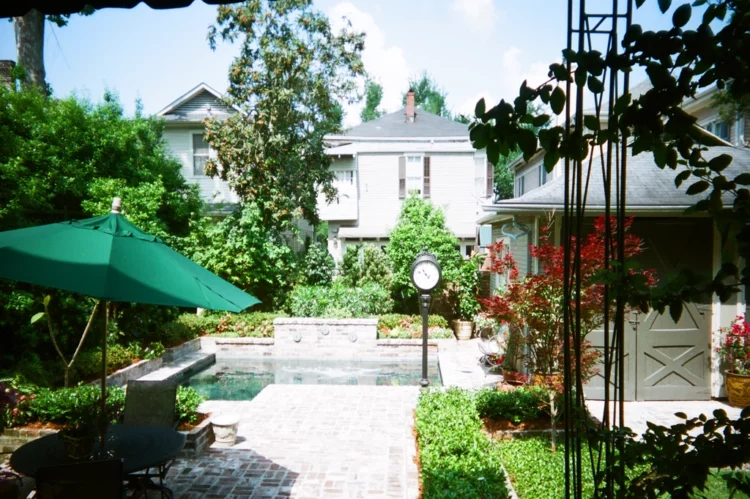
[124,380,177,428]
[36,458,123,499]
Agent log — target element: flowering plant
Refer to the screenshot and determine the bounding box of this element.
[0,382,19,433]
[717,316,750,376]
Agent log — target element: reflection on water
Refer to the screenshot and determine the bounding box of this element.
[187,357,441,400]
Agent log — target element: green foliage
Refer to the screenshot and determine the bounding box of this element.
[360,79,384,122]
[205,0,365,230]
[214,312,284,337]
[474,387,547,425]
[301,243,334,286]
[338,244,392,289]
[175,386,205,425]
[188,203,296,309]
[71,343,144,383]
[174,314,222,336]
[455,257,481,320]
[143,342,165,360]
[387,194,462,308]
[402,72,450,118]
[25,385,125,435]
[497,436,596,499]
[415,388,508,499]
[377,314,452,339]
[288,283,393,317]
[157,321,198,348]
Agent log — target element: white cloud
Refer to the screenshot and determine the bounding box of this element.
[458,90,496,119]
[452,0,502,36]
[328,2,411,127]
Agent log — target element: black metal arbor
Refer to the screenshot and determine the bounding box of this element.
[562,0,633,497]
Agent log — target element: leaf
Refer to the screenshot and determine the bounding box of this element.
[675,412,687,419]
[692,0,706,5]
[550,87,566,115]
[735,173,750,185]
[672,4,692,28]
[686,180,710,195]
[614,94,632,115]
[518,128,538,161]
[708,154,732,172]
[669,299,683,323]
[658,0,672,13]
[532,114,550,127]
[474,98,486,119]
[544,150,560,172]
[675,170,691,188]
[635,0,646,7]
[587,76,604,94]
[584,115,600,131]
[31,312,45,324]
[43,295,51,307]
[562,48,578,63]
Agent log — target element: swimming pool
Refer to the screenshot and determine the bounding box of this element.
[187,357,442,400]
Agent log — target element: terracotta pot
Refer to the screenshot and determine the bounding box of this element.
[455,320,473,340]
[725,371,750,408]
[502,369,525,386]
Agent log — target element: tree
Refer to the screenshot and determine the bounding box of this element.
[205,0,365,231]
[469,0,750,315]
[387,194,462,307]
[402,72,450,118]
[13,8,94,90]
[360,79,384,122]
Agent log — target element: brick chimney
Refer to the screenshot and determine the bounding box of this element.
[405,89,416,123]
[0,61,16,88]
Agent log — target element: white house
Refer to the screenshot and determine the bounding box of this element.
[320,91,491,261]
[157,83,313,248]
[157,83,241,208]
[478,82,748,402]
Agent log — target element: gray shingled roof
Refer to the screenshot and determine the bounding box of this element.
[340,108,469,138]
[497,146,750,209]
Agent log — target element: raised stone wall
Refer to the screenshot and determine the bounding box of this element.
[179,417,214,457]
[273,318,378,347]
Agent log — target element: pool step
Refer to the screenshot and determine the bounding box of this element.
[135,351,215,384]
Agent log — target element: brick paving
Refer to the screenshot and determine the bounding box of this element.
[165,385,420,498]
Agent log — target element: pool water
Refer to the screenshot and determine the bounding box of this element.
[187,357,442,400]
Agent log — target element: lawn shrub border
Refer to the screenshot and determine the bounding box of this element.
[415,388,509,499]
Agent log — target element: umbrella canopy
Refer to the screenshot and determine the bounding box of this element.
[0,199,259,452]
[0,208,259,312]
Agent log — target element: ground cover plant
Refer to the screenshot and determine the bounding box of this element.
[474,387,547,425]
[377,314,452,339]
[415,388,508,499]
[497,435,748,499]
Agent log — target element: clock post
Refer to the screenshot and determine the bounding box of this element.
[410,250,442,388]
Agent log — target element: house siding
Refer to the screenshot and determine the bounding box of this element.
[332,151,479,240]
[168,90,235,119]
[163,127,239,205]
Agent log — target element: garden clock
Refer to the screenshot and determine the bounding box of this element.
[410,251,442,293]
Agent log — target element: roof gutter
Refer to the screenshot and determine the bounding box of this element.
[325,135,470,142]
[478,203,699,221]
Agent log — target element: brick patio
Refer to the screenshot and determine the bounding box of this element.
[166,385,421,498]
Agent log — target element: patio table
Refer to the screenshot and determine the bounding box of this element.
[9,424,185,477]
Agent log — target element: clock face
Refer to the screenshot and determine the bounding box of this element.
[412,260,440,291]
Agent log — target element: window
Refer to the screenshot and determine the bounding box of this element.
[406,156,423,194]
[515,175,525,197]
[706,120,729,141]
[399,155,430,198]
[538,165,547,186]
[334,170,355,186]
[474,156,494,198]
[192,134,209,176]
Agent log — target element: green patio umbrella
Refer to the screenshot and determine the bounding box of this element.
[0,198,260,450]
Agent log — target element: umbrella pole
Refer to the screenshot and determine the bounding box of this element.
[99,301,109,454]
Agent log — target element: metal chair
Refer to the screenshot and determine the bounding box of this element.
[123,380,178,499]
[35,458,124,499]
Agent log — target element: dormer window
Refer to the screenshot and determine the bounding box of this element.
[706,120,729,141]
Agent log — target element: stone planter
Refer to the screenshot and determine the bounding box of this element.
[502,369,526,386]
[454,320,473,340]
[58,432,95,460]
[725,371,750,408]
[211,414,240,447]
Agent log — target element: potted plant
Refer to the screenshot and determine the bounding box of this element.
[717,316,750,407]
[454,258,481,340]
[58,400,100,460]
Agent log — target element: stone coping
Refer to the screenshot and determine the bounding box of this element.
[212,337,274,345]
[273,317,378,325]
[376,338,452,346]
[136,351,215,383]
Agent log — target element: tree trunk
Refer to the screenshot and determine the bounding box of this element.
[13,9,46,90]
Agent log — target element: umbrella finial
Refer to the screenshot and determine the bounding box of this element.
[111,197,122,214]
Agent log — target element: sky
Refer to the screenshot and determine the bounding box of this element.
[0,0,694,127]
